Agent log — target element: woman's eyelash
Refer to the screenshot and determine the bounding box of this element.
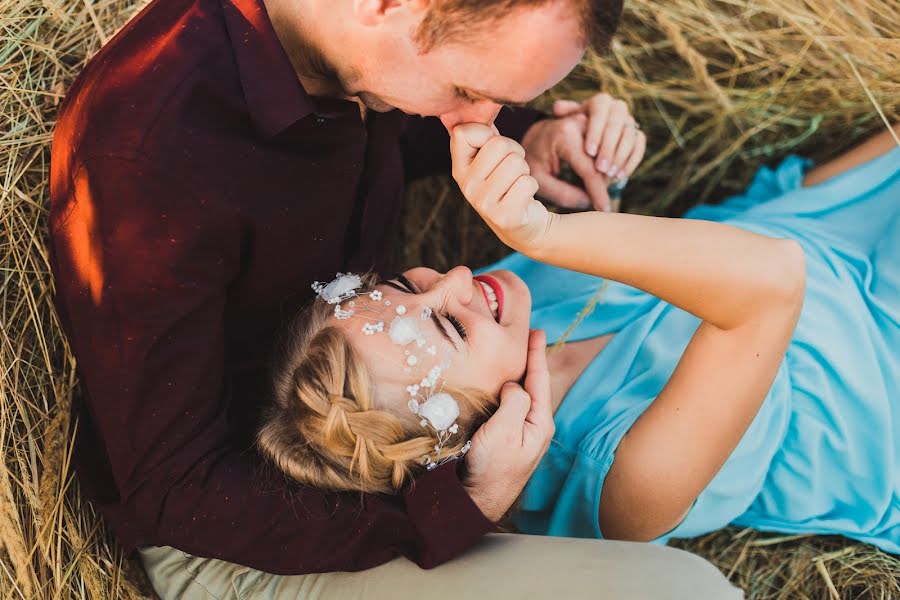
[446,314,467,340]
[393,274,466,341]
[396,273,419,293]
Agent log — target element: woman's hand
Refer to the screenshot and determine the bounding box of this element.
[449,123,556,255]
[462,330,554,521]
[520,93,646,212]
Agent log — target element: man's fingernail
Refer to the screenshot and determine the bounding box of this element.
[598,158,609,173]
[587,143,598,157]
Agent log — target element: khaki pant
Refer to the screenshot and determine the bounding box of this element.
[140,533,742,599]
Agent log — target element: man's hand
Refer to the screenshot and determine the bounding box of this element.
[449,123,554,254]
[521,93,646,212]
[462,330,554,522]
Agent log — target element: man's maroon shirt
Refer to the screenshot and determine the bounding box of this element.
[49,0,542,575]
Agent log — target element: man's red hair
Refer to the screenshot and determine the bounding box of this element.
[415,0,624,54]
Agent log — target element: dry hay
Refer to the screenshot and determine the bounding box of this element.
[2,0,899,598]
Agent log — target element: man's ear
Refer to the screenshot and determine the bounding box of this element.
[353,0,429,27]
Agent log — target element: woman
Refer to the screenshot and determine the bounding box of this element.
[259,124,900,553]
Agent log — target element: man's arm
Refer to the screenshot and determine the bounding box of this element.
[50,154,493,574]
[400,106,546,182]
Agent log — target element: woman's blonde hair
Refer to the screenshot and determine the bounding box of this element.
[258,276,497,495]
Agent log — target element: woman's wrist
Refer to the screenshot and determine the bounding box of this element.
[522,210,562,261]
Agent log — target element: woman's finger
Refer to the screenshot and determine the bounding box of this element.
[465,136,526,196]
[450,123,497,173]
[476,154,531,211]
[596,100,630,176]
[583,94,613,159]
[622,131,647,177]
[610,126,638,179]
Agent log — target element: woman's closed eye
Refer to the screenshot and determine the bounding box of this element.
[389,274,467,346]
[446,314,467,340]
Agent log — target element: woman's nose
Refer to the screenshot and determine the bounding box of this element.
[440,266,474,304]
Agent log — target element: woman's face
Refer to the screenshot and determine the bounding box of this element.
[336,266,532,412]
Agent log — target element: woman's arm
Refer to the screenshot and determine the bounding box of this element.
[803,122,900,187]
[531,212,804,540]
[449,124,806,541]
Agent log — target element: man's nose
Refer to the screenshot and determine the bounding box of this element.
[440,102,503,132]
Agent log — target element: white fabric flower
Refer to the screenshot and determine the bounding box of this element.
[369,290,383,301]
[314,273,362,304]
[417,392,459,431]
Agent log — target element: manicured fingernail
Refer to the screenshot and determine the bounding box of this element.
[598,158,609,173]
[610,165,621,179]
[587,143,598,157]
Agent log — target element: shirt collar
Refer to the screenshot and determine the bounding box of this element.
[221,0,316,138]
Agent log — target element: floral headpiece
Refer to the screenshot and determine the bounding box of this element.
[312,273,471,470]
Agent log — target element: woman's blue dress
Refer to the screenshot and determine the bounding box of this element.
[482,147,900,553]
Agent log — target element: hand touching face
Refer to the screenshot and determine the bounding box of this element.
[449,124,555,254]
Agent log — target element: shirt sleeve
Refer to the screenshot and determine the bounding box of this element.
[400,106,547,182]
[50,154,494,575]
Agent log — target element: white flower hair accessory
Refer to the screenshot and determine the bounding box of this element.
[312,273,362,304]
[407,392,471,470]
[415,392,459,431]
[311,272,471,470]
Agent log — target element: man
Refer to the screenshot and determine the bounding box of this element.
[49,0,739,597]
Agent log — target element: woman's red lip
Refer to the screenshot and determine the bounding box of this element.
[473,274,504,322]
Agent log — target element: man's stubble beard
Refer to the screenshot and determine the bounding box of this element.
[355,91,395,113]
[267,5,401,113]
[285,42,395,113]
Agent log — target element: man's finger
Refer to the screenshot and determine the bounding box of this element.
[533,170,590,210]
[523,330,552,429]
[561,142,612,212]
[488,382,532,441]
[450,123,498,170]
[552,99,582,118]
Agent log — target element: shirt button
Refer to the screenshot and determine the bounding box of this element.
[316,116,326,124]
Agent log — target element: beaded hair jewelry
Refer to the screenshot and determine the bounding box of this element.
[312,273,471,470]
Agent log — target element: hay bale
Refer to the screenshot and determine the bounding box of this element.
[2,0,898,598]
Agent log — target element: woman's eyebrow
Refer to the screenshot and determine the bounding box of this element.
[381,278,459,350]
